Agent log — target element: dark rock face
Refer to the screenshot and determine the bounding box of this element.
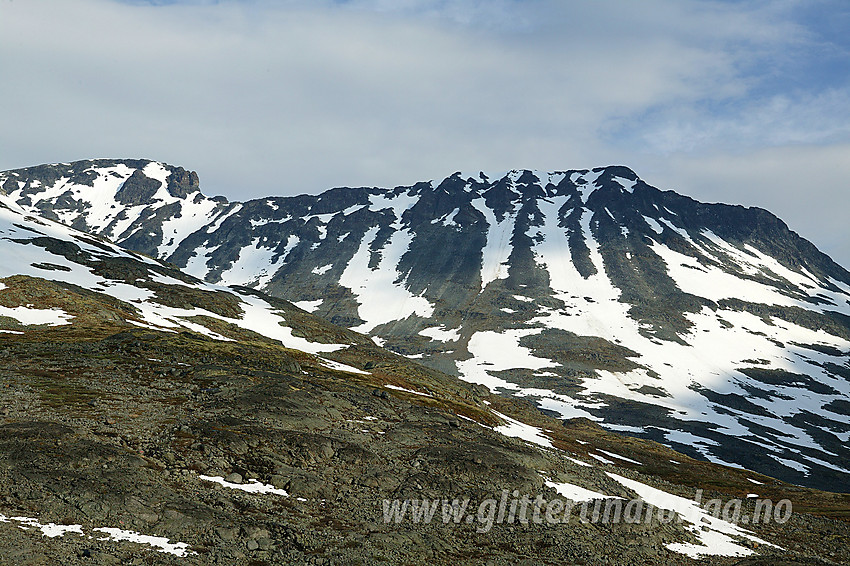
[167,167,200,199]
[3,160,850,491]
[115,169,161,206]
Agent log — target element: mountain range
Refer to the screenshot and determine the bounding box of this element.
[3,158,848,491]
[1,158,849,563]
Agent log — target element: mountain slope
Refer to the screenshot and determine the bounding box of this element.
[3,159,850,492]
[4,173,850,563]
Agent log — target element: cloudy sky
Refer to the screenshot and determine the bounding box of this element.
[2,0,849,266]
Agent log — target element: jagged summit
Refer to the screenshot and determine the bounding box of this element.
[3,159,850,491]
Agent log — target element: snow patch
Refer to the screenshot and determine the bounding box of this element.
[339,226,434,333]
[419,325,461,342]
[0,513,193,557]
[1,515,83,538]
[198,475,289,496]
[318,357,371,375]
[472,197,517,291]
[218,238,278,288]
[596,449,642,465]
[566,456,593,468]
[545,481,617,502]
[293,299,322,313]
[642,215,663,234]
[612,176,637,192]
[384,384,432,396]
[0,305,73,326]
[490,410,552,448]
[94,527,194,557]
[608,472,776,559]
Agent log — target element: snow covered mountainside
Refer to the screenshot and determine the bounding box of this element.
[0,183,373,368]
[3,159,850,491]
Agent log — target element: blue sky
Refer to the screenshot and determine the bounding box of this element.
[1,0,848,266]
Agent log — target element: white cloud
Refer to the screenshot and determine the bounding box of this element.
[620,88,850,154]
